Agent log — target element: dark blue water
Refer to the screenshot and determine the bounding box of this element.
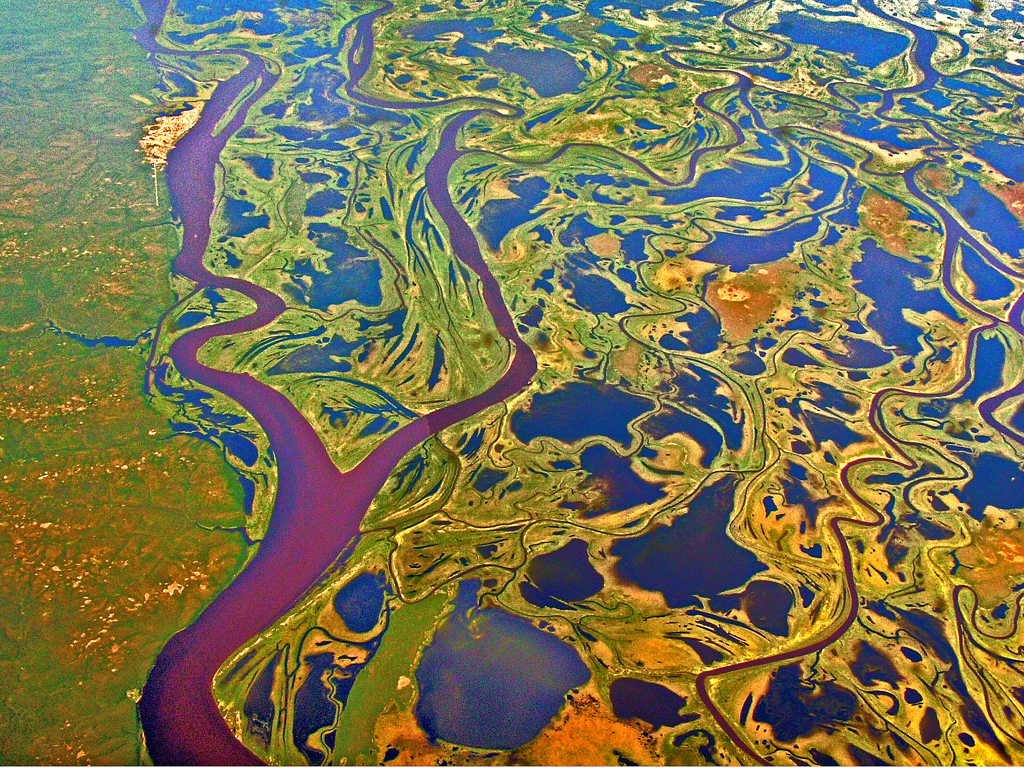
[611,475,766,607]
[481,43,584,97]
[953,452,1024,520]
[654,151,802,206]
[851,240,959,354]
[842,117,929,151]
[511,380,655,447]
[573,444,665,516]
[538,23,574,43]
[961,243,1015,301]
[672,365,745,451]
[710,580,793,637]
[643,405,723,467]
[434,37,584,97]
[963,333,1007,403]
[850,641,901,688]
[274,124,360,151]
[166,21,234,45]
[404,18,501,44]
[220,432,259,466]
[332,571,386,633]
[243,650,280,746]
[609,678,689,728]
[694,218,821,270]
[243,156,274,180]
[890,606,1008,758]
[770,13,909,69]
[731,349,766,375]
[293,63,350,123]
[950,176,1024,259]
[414,580,590,749]
[971,139,1024,183]
[290,571,389,763]
[943,76,1002,99]
[751,663,857,742]
[286,225,382,309]
[826,335,893,369]
[598,21,638,38]
[659,306,721,353]
[477,177,549,250]
[291,652,337,764]
[304,188,347,217]
[222,197,269,238]
[530,4,575,21]
[560,269,630,315]
[269,335,365,375]
[921,333,1007,423]
[173,0,323,26]
[745,65,790,82]
[49,323,139,349]
[519,538,604,608]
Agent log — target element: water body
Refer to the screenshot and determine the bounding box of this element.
[454,41,584,98]
[560,267,630,315]
[709,580,793,637]
[510,380,655,447]
[404,20,584,97]
[972,139,1024,182]
[950,176,1024,259]
[611,475,766,607]
[643,405,724,466]
[477,176,549,250]
[286,225,383,309]
[414,580,590,749]
[751,663,857,742]
[575,444,665,516]
[851,240,959,354]
[609,678,689,728]
[692,218,821,270]
[653,151,802,207]
[222,197,269,238]
[953,452,1024,520]
[770,13,909,69]
[520,538,604,608]
[134,1,540,762]
[961,243,1015,301]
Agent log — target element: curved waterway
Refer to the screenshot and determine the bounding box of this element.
[132,2,535,763]
[686,9,1024,763]
[130,0,1024,761]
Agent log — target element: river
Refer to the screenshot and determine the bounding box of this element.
[131,0,1024,762]
[133,1,535,763]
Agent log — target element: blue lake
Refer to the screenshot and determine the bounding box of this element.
[415,580,590,749]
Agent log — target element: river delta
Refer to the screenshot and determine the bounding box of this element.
[4,0,1024,764]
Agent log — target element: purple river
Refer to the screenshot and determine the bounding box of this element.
[132,2,536,763]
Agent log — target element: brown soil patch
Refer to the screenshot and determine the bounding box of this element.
[586,232,622,259]
[858,190,914,258]
[955,522,1024,607]
[370,707,445,765]
[705,262,799,341]
[984,181,1024,226]
[628,64,672,89]
[512,691,660,765]
[919,165,955,193]
[652,256,716,293]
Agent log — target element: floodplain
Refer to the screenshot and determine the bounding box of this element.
[5,0,1024,764]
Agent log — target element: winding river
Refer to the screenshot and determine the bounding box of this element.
[133,1,534,764]
[130,0,1024,762]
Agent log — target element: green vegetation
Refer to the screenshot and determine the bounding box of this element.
[0,0,248,762]
[7,0,1024,763]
